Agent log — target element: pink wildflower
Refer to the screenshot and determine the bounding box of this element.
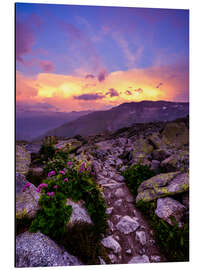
[59,170,65,175]
[48,171,55,177]
[22,182,31,192]
[47,191,55,197]
[64,178,68,183]
[53,185,58,189]
[67,161,73,168]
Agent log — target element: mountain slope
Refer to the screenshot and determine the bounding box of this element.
[37,101,189,139]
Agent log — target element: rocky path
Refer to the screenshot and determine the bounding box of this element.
[89,139,166,264]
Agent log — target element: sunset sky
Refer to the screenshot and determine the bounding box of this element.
[16,3,189,113]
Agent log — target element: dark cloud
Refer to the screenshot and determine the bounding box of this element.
[16,21,35,63]
[85,74,95,79]
[39,60,55,72]
[134,88,143,93]
[106,88,119,97]
[156,82,163,89]
[74,93,105,100]
[125,90,132,95]
[98,70,107,82]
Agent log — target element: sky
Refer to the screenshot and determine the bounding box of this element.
[16,3,189,113]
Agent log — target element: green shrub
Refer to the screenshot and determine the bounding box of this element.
[136,200,189,262]
[39,144,56,161]
[59,222,110,265]
[121,163,156,197]
[30,190,72,239]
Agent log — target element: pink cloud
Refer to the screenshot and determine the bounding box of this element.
[39,60,55,72]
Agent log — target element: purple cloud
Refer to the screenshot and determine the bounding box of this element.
[85,74,95,79]
[125,90,132,95]
[156,82,163,89]
[98,70,107,82]
[74,93,105,100]
[40,60,55,72]
[106,88,119,97]
[134,88,143,93]
[16,21,35,63]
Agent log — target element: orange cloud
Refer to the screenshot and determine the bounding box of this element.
[16,63,188,112]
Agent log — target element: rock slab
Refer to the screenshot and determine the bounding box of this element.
[16,231,82,267]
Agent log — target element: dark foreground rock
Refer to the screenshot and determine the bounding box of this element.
[16,231,82,267]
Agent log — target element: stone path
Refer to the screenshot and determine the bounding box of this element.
[89,138,166,264]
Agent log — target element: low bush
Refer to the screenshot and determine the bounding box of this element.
[136,200,189,262]
[122,163,189,262]
[121,163,156,197]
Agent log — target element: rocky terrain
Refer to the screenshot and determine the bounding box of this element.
[16,115,189,267]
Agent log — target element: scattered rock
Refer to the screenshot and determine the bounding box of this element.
[114,199,123,207]
[155,197,186,226]
[150,160,160,173]
[66,199,92,226]
[16,145,31,175]
[16,231,82,267]
[126,249,132,255]
[16,173,40,219]
[151,255,161,262]
[108,254,117,264]
[101,236,121,254]
[99,257,106,264]
[152,148,171,161]
[115,188,125,198]
[116,216,139,234]
[106,207,113,215]
[128,255,150,264]
[136,231,147,245]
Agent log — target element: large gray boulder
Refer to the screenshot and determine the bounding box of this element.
[16,231,82,267]
[101,235,121,254]
[128,255,150,264]
[155,197,186,226]
[16,145,31,175]
[136,172,189,203]
[66,199,92,227]
[116,216,139,234]
[16,173,40,219]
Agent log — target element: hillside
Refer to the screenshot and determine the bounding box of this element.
[16,116,189,266]
[37,101,189,140]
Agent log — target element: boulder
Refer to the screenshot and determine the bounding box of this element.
[150,160,160,173]
[152,148,171,161]
[136,172,189,203]
[116,216,139,234]
[128,255,150,264]
[16,231,82,267]
[155,197,186,226]
[161,150,189,172]
[55,139,82,152]
[136,231,147,245]
[16,173,40,219]
[101,235,121,254]
[66,199,92,226]
[16,145,31,175]
[161,122,189,148]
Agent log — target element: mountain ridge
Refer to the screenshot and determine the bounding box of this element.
[35,100,189,141]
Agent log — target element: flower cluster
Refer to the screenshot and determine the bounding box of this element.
[47,191,55,197]
[22,182,31,192]
[79,162,86,173]
[48,170,55,177]
[36,183,48,193]
[67,161,73,168]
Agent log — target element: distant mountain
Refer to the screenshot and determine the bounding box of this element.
[37,101,189,140]
[16,110,92,141]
